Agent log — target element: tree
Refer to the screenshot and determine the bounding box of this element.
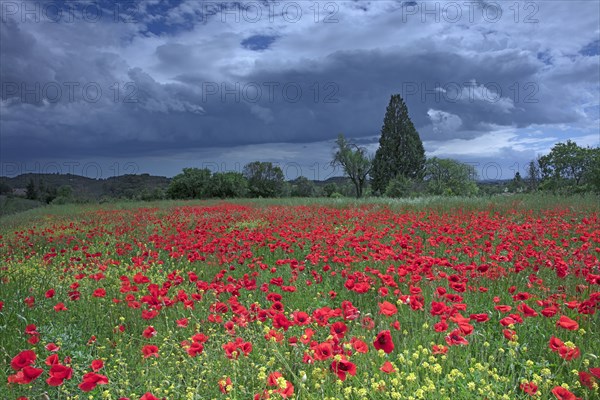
[167,168,212,199]
[26,179,37,200]
[331,134,372,198]
[290,176,316,197]
[384,175,418,198]
[210,172,248,198]
[243,162,284,198]
[323,182,339,197]
[423,157,478,196]
[538,141,599,192]
[0,181,11,195]
[508,172,526,193]
[525,159,540,192]
[371,94,426,194]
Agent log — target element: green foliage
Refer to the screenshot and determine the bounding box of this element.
[210,172,248,198]
[424,157,479,196]
[243,161,284,198]
[384,175,418,198]
[140,187,165,201]
[167,168,212,199]
[0,181,12,195]
[331,134,372,198]
[525,159,541,192]
[508,172,526,193]
[26,179,37,200]
[371,94,426,194]
[290,176,316,197]
[538,140,599,193]
[57,185,73,198]
[323,183,338,197]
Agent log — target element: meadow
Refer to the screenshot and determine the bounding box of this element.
[1,195,599,400]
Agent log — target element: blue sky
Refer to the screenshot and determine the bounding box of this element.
[1,0,599,180]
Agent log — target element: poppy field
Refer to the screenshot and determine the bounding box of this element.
[1,199,599,400]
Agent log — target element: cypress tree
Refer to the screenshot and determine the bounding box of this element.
[371,94,426,194]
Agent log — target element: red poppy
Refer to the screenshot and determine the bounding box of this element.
[578,371,595,389]
[46,364,73,386]
[142,326,157,338]
[551,386,581,400]
[218,377,232,393]
[445,329,469,346]
[379,301,398,316]
[176,318,189,328]
[330,357,357,381]
[520,382,538,395]
[549,336,565,352]
[78,372,109,392]
[139,393,161,400]
[11,350,36,371]
[556,315,579,331]
[45,354,59,366]
[330,321,348,339]
[91,359,104,371]
[558,346,580,361]
[373,330,394,353]
[45,343,60,352]
[380,361,396,374]
[186,341,204,357]
[313,342,333,360]
[142,345,159,358]
[432,344,448,355]
[7,366,44,384]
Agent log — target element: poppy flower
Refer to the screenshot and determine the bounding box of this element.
[549,336,565,352]
[46,364,73,386]
[11,350,36,371]
[551,386,581,400]
[330,321,348,339]
[330,357,357,381]
[7,366,44,384]
[186,342,204,357]
[45,354,59,366]
[558,346,580,361]
[45,343,60,352]
[313,342,333,360]
[380,361,396,374]
[91,359,104,372]
[176,318,189,328]
[445,329,469,346]
[578,371,595,389]
[78,372,109,392]
[351,338,369,353]
[556,315,579,331]
[520,382,538,395]
[218,377,232,393]
[142,326,157,338]
[373,330,394,353]
[142,345,159,358]
[139,393,161,400]
[379,301,398,316]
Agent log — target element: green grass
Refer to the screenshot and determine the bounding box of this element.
[0,194,598,399]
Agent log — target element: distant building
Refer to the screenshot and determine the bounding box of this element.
[12,188,27,197]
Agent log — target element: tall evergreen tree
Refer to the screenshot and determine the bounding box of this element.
[371,95,425,194]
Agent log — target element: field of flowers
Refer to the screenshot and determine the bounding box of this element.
[1,199,599,400]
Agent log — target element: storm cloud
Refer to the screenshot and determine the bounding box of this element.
[1,0,598,179]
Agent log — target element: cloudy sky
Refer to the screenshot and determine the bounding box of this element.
[1,0,599,180]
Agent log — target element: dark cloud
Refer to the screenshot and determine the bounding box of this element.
[1,0,598,177]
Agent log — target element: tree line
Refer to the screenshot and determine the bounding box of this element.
[332,94,599,198]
